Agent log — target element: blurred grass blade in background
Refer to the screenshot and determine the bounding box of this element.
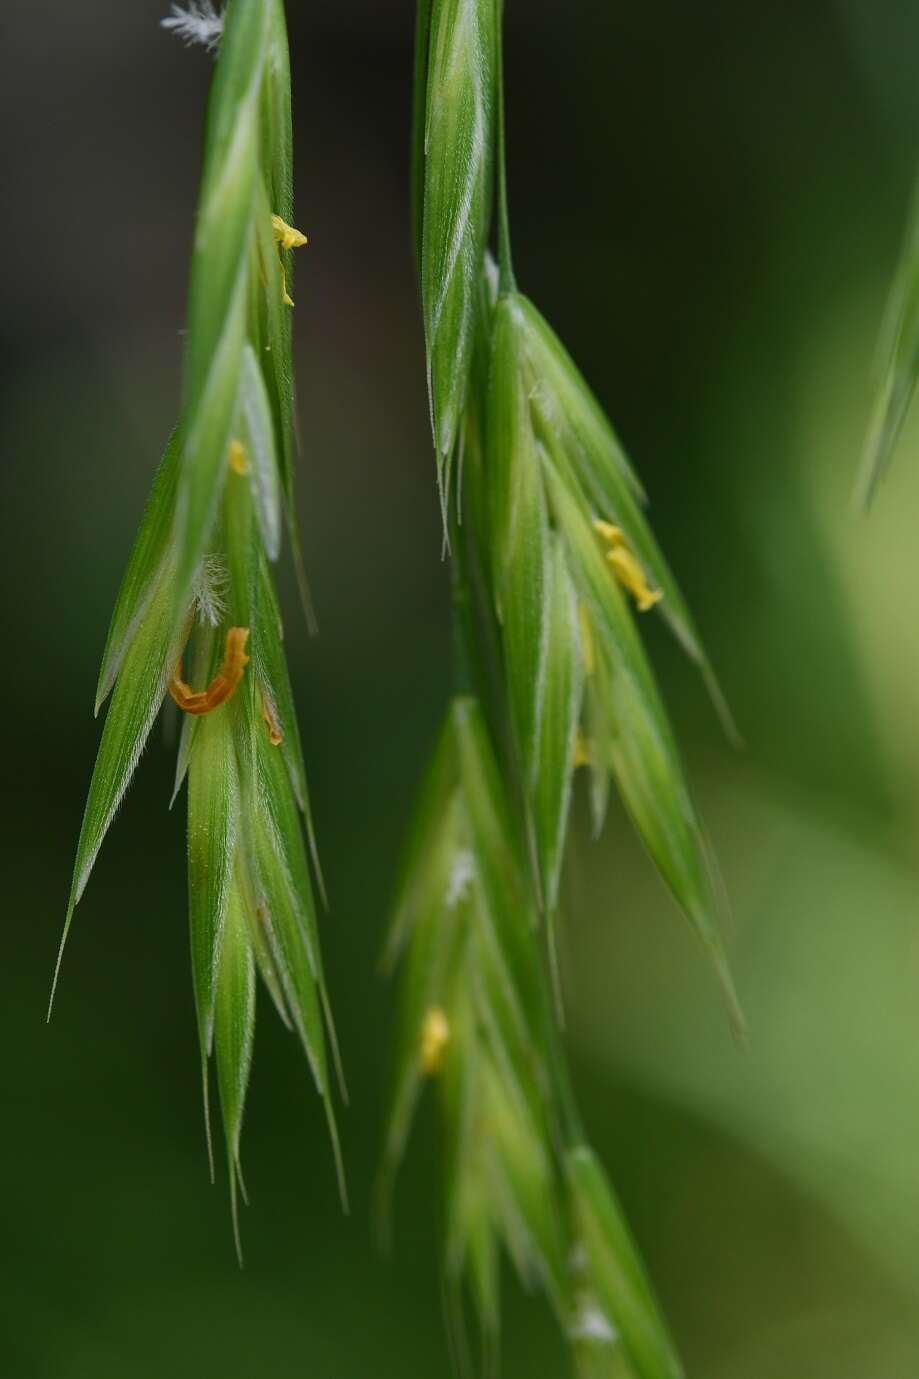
[858,162,919,507]
[56,0,344,1248]
[567,1146,682,1379]
[383,701,683,1377]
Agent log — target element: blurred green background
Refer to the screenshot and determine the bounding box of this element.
[3,0,919,1373]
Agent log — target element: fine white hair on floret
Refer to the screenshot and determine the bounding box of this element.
[568,1300,617,1345]
[161,2,224,52]
[193,554,229,627]
[446,849,476,909]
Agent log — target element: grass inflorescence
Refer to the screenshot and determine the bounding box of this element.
[383,0,740,1372]
[57,0,344,1256]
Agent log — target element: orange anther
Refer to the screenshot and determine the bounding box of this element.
[260,687,283,746]
[169,627,250,716]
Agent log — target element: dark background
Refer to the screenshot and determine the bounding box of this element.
[3,1,919,1374]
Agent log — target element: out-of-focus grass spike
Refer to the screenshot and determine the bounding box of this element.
[857,164,919,509]
[382,697,574,1337]
[566,1146,684,1379]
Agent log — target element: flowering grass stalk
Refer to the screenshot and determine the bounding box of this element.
[56,0,344,1253]
[384,0,739,1370]
[383,700,682,1378]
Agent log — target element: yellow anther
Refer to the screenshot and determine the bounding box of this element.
[606,547,662,612]
[420,1007,450,1076]
[271,214,307,307]
[168,627,250,717]
[279,262,294,308]
[271,214,308,251]
[592,519,662,613]
[228,439,248,475]
[578,602,595,677]
[593,519,624,546]
[573,728,592,769]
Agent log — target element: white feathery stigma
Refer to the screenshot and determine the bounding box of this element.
[161,2,224,52]
[193,555,229,627]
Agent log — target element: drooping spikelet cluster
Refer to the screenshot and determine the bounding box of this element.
[58,0,343,1252]
[384,0,740,1372]
[382,701,683,1379]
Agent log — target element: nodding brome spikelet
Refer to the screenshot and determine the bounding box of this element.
[482,288,741,1022]
[390,0,739,1368]
[414,0,738,997]
[57,0,344,1249]
[382,702,682,1379]
[417,0,497,511]
[857,162,919,507]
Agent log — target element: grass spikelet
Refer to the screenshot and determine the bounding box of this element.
[57,0,344,1248]
[416,0,497,520]
[383,702,683,1376]
[386,0,742,1368]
